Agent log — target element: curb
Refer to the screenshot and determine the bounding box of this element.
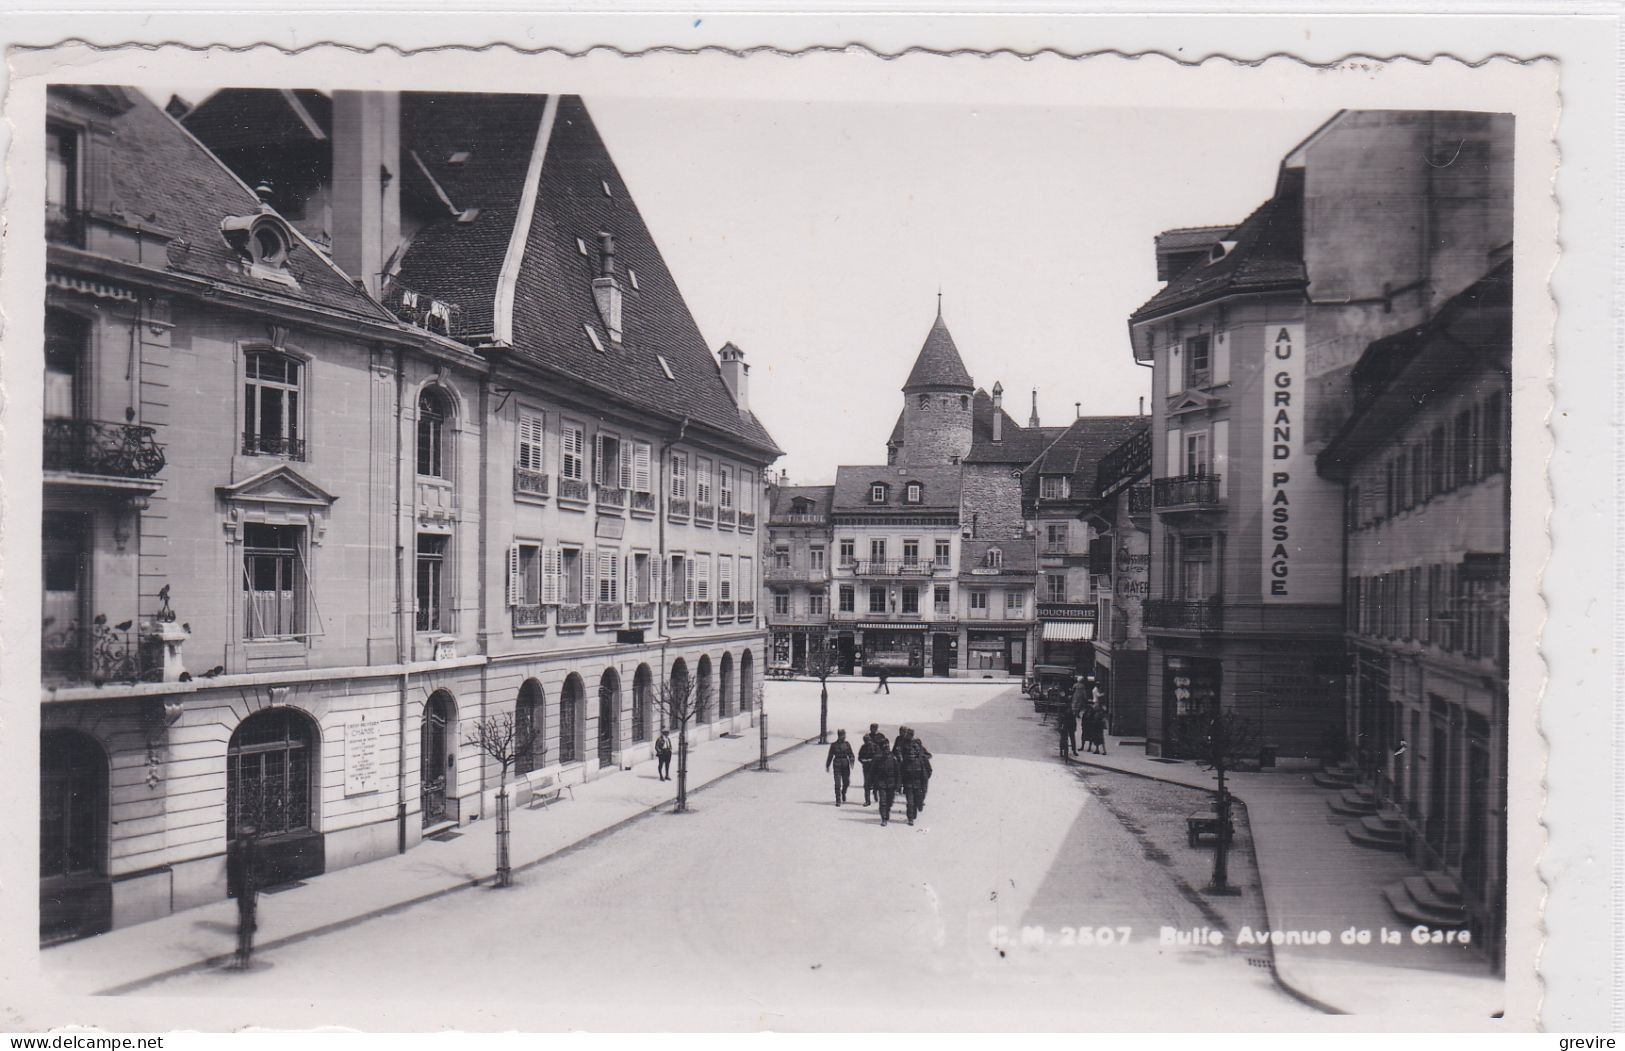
[93,734,818,997]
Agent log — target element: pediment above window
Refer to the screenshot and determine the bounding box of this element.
[218,464,337,508]
[1167,390,1221,416]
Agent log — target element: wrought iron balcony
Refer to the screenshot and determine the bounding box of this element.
[694,502,716,524]
[668,497,691,519]
[596,602,624,627]
[1128,483,1153,516]
[629,601,657,623]
[739,511,756,531]
[557,477,590,503]
[717,600,736,620]
[511,604,548,631]
[630,491,656,514]
[596,485,626,509]
[41,615,160,687]
[667,600,691,623]
[738,600,755,619]
[718,506,737,528]
[768,512,827,526]
[1152,474,1223,512]
[556,603,590,628]
[693,600,714,621]
[853,559,936,578]
[514,468,550,498]
[242,432,307,461]
[765,565,827,584]
[1143,598,1224,632]
[44,419,165,480]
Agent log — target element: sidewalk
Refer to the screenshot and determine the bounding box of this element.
[1071,733,1503,1019]
[46,721,815,997]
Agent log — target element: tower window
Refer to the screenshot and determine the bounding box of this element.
[960,395,969,410]
[918,394,930,408]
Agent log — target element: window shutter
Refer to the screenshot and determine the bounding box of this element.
[685,562,695,602]
[634,442,652,493]
[1165,427,1182,477]
[1167,339,1185,396]
[585,548,598,604]
[593,434,606,485]
[541,547,560,605]
[1213,421,1230,497]
[1213,332,1231,386]
[697,557,711,601]
[507,542,521,607]
[620,441,634,490]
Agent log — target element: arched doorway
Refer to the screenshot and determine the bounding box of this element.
[719,653,735,719]
[40,729,109,943]
[516,679,545,775]
[560,674,585,764]
[667,658,690,732]
[421,691,456,828]
[598,669,621,768]
[229,707,325,884]
[632,664,653,743]
[696,655,713,724]
[739,649,755,713]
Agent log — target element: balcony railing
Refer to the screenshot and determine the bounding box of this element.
[556,603,590,628]
[765,565,827,584]
[631,491,656,514]
[46,203,85,247]
[558,477,590,502]
[738,600,755,619]
[242,432,307,461]
[668,497,691,519]
[1128,483,1153,515]
[596,485,626,510]
[739,511,756,531]
[514,468,550,498]
[44,419,165,480]
[511,604,548,631]
[629,601,657,623]
[853,559,937,578]
[830,609,936,624]
[693,601,714,621]
[41,616,159,687]
[667,600,691,623]
[596,602,624,627]
[717,600,736,620]
[383,281,464,339]
[768,513,828,526]
[1151,474,1223,511]
[718,506,737,527]
[1143,598,1224,632]
[695,503,716,524]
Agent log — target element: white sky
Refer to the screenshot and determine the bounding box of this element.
[587,98,1330,483]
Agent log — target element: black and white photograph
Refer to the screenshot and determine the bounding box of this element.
[0,29,1580,1034]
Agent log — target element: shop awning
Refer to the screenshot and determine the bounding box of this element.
[857,623,929,631]
[1042,621,1096,642]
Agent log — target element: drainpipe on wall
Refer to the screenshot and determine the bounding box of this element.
[394,346,410,854]
[476,377,491,812]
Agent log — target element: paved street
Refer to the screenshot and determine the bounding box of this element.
[131,681,1313,1029]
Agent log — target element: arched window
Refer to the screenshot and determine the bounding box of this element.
[597,669,621,767]
[228,709,315,839]
[40,730,105,880]
[695,656,713,724]
[960,395,969,411]
[719,652,734,719]
[739,649,755,713]
[417,388,451,478]
[515,680,545,775]
[559,674,585,764]
[667,658,690,731]
[632,664,653,742]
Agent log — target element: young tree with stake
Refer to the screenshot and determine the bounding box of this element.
[1174,708,1261,894]
[804,632,836,745]
[464,710,542,887]
[656,671,704,812]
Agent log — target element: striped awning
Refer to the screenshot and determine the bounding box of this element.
[1042,621,1096,641]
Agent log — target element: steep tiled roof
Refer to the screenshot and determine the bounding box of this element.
[98,89,395,323]
[1155,225,1234,253]
[959,539,1038,576]
[492,96,779,457]
[182,88,332,151]
[1130,167,1308,323]
[1021,416,1149,501]
[963,389,1064,464]
[832,465,962,512]
[392,93,550,340]
[769,484,835,516]
[903,314,975,390]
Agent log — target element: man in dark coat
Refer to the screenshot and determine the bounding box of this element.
[910,733,934,811]
[864,723,890,755]
[655,730,673,780]
[825,729,856,805]
[858,734,883,806]
[1059,701,1079,759]
[895,727,927,825]
[874,749,902,826]
[227,825,259,969]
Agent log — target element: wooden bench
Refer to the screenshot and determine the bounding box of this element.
[524,774,574,810]
[1187,811,1235,848]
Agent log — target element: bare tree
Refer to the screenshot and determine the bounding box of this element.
[804,632,836,744]
[656,672,701,812]
[464,710,541,887]
[1174,708,1262,893]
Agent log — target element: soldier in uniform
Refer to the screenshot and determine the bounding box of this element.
[895,726,927,825]
[911,732,935,811]
[858,732,884,806]
[825,729,856,805]
[874,747,902,826]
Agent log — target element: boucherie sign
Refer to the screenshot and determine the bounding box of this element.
[1262,323,1306,601]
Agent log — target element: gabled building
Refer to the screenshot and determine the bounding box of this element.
[763,482,835,670]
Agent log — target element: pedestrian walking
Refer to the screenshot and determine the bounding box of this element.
[227,825,259,969]
[1070,675,1090,745]
[875,749,902,826]
[911,733,934,811]
[864,722,890,755]
[1089,701,1109,755]
[655,729,673,780]
[826,729,856,805]
[1058,702,1079,759]
[874,666,891,694]
[895,727,926,825]
[858,734,883,806]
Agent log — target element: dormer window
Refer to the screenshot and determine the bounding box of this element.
[870,483,888,504]
[45,123,82,246]
[986,547,1004,570]
[1040,475,1069,500]
[905,482,923,504]
[221,212,297,285]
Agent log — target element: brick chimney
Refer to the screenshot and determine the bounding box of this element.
[991,381,1004,443]
[719,343,750,413]
[330,91,401,299]
[592,231,624,343]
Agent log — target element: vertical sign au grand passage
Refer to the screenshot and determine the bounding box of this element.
[1262,323,1306,601]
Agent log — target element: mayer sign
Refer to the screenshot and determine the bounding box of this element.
[1262,323,1306,602]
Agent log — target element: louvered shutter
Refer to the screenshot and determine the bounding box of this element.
[697,557,710,601]
[1213,332,1230,386]
[518,412,545,471]
[593,434,607,485]
[719,557,733,601]
[619,441,634,490]
[1213,421,1230,497]
[585,548,598,604]
[634,442,652,493]
[506,543,521,607]
[1166,427,1183,477]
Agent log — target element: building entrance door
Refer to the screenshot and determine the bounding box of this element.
[932,634,952,677]
[421,693,454,828]
[598,684,617,767]
[837,634,855,675]
[791,633,807,671]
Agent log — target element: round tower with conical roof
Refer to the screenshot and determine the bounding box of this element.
[898,307,975,467]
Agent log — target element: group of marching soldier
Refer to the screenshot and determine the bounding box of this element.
[824,723,933,826]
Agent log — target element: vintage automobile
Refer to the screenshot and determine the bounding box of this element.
[1025,663,1079,718]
